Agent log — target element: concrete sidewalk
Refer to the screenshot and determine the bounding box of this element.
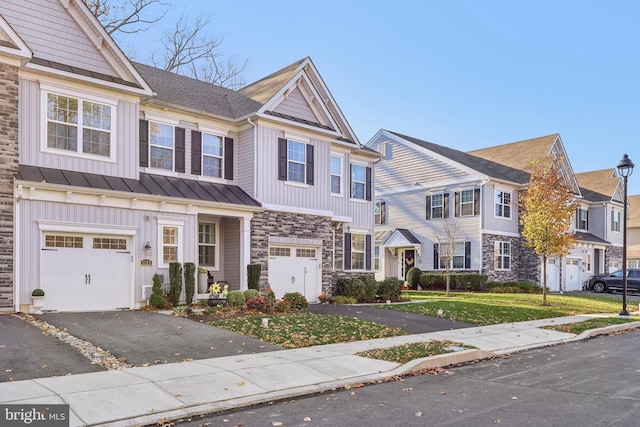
[1,314,639,427]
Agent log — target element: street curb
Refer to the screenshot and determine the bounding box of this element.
[572,320,640,341]
[396,349,496,374]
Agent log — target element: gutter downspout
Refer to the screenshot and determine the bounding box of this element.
[247,117,258,198]
[14,184,21,312]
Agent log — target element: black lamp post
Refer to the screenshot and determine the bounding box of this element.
[616,153,634,316]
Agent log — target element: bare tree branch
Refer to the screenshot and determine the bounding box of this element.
[433,217,464,296]
[84,0,169,35]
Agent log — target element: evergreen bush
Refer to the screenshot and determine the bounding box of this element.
[361,276,378,303]
[345,277,365,302]
[406,267,422,289]
[244,289,260,301]
[247,264,261,290]
[149,273,167,309]
[184,262,195,306]
[227,290,246,308]
[169,262,183,306]
[378,277,403,301]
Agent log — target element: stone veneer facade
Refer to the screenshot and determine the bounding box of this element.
[482,233,540,283]
[0,63,19,310]
[250,210,370,295]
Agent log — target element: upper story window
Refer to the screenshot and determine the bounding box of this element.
[611,209,621,232]
[375,201,387,225]
[45,91,114,158]
[331,155,342,195]
[460,189,474,216]
[149,121,174,170]
[495,190,511,219]
[351,164,366,199]
[278,138,314,185]
[202,133,223,178]
[432,193,445,219]
[576,208,588,231]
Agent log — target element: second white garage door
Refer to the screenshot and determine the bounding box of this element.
[268,246,321,303]
[41,234,133,312]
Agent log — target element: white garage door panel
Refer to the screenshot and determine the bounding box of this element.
[268,246,321,302]
[41,236,132,312]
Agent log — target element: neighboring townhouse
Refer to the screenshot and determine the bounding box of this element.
[0,0,377,313]
[367,130,625,292]
[627,195,640,268]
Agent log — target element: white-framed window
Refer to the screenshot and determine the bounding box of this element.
[586,254,592,272]
[331,155,342,195]
[374,245,380,270]
[439,242,465,269]
[629,260,640,268]
[202,133,223,178]
[495,190,511,218]
[149,121,174,170]
[494,241,511,270]
[198,222,218,268]
[431,193,444,219]
[576,208,588,231]
[611,209,621,232]
[460,189,474,216]
[288,140,306,183]
[375,201,387,225]
[351,164,366,200]
[45,90,114,158]
[351,233,366,270]
[157,219,183,267]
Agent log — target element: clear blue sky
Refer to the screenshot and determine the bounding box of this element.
[115,0,640,195]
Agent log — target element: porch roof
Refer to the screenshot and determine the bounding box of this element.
[380,228,421,247]
[17,165,261,207]
[574,232,610,245]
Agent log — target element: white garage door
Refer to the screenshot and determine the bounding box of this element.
[268,246,321,303]
[41,234,132,311]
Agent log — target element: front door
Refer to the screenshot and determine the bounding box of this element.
[399,249,415,280]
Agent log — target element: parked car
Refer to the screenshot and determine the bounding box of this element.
[587,268,640,293]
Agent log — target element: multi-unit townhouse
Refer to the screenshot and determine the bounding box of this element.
[0,0,377,313]
[367,130,626,291]
[628,195,640,269]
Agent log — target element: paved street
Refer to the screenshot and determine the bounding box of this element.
[169,329,640,427]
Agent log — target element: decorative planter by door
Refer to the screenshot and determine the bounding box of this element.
[31,296,45,314]
[198,273,209,293]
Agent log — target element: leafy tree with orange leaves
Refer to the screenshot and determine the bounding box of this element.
[520,158,580,305]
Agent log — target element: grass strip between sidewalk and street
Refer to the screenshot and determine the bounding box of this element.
[541,316,639,334]
[356,340,474,364]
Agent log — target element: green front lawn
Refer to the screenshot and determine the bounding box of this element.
[383,292,637,326]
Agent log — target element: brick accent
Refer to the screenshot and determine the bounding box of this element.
[0,63,19,310]
[482,233,540,283]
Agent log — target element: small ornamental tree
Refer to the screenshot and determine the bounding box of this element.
[520,158,580,306]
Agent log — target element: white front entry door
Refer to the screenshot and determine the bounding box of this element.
[545,257,559,291]
[268,246,321,302]
[41,234,133,311]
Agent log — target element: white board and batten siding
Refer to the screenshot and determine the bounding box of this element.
[19,79,141,180]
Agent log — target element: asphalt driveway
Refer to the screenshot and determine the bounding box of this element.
[1,304,474,384]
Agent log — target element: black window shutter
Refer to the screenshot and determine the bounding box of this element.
[611,210,614,230]
[465,242,471,269]
[306,144,314,185]
[444,193,450,218]
[425,196,431,220]
[224,137,234,180]
[278,138,287,181]
[474,188,480,215]
[586,210,589,230]
[381,201,387,224]
[575,209,579,228]
[349,164,354,198]
[455,192,460,217]
[344,233,352,270]
[433,243,439,269]
[365,167,372,201]
[139,119,149,167]
[365,234,372,270]
[191,130,202,175]
[175,127,185,173]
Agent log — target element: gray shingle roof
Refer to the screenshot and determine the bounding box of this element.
[17,165,261,207]
[387,131,531,184]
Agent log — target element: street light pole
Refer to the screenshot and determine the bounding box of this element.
[616,154,634,316]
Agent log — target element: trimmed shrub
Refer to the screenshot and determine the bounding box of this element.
[169,262,183,306]
[334,278,351,296]
[345,277,365,301]
[149,273,167,309]
[247,264,261,290]
[331,295,357,304]
[32,288,45,297]
[361,276,378,303]
[274,299,291,313]
[245,295,275,313]
[244,289,260,301]
[488,281,542,294]
[283,292,309,310]
[378,277,403,301]
[406,267,422,289]
[184,262,196,306]
[227,290,246,308]
[419,273,488,292]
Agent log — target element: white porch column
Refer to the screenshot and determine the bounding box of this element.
[239,216,252,290]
